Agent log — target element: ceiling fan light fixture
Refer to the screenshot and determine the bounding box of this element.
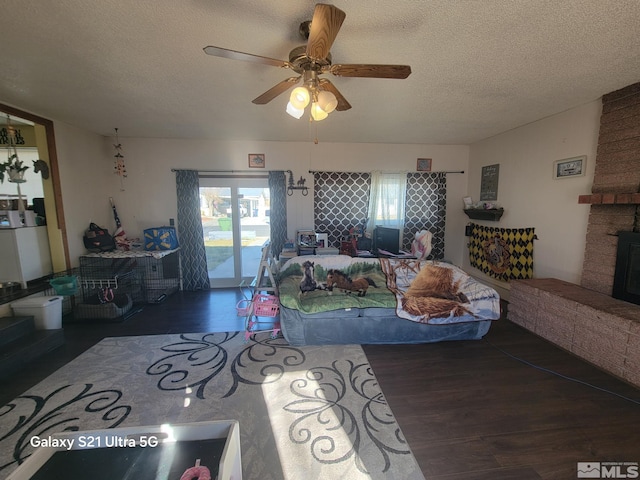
[317,90,338,114]
[310,102,328,121]
[286,101,304,119]
[289,87,311,110]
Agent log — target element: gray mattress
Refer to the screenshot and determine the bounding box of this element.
[280,305,493,346]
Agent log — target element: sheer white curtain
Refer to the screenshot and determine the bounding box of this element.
[366,171,407,244]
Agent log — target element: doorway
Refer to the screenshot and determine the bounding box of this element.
[0,105,68,274]
[199,176,270,288]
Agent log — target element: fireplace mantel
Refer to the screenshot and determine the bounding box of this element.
[578,193,640,205]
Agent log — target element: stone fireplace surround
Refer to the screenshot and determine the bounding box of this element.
[508,82,640,389]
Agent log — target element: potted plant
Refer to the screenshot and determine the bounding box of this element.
[0,154,29,183]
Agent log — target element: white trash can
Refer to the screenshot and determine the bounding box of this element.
[11,296,64,330]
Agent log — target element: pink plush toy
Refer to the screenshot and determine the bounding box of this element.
[411,230,433,260]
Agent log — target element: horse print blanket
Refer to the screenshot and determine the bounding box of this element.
[278,255,500,324]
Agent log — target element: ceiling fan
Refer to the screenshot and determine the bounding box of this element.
[203,3,411,120]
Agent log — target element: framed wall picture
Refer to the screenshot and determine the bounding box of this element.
[553,155,586,179]
[248,153,265,168]
[480,164,499,201]
[416,158,432,172]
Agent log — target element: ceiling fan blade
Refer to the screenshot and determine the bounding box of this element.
[330,64,412,79]
[252,76,301,104]
[306,4,346,62]
[318,79,352,111]
[203,46,291,69]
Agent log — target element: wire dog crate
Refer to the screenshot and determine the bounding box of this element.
[43,268,138,322]
[73,271,137,321]
[78,249,180,304]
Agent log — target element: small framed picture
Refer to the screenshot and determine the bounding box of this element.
[248,153,265,168]
[553,155,586,179]
[417,158,432,172]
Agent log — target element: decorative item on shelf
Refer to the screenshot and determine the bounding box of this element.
[286,169,309,196]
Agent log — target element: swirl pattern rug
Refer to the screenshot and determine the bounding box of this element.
[0,332,424,479]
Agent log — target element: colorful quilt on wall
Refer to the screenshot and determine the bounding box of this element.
[468,223,535,281]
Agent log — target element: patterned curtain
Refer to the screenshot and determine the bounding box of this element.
[313,172,371,248]
[175,170,210,290]
[404,172,446,259]
[268,171,287,258]
[312,171,447,258]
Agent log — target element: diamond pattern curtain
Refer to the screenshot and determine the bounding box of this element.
[404,172,446,259]
[268,171,288,258]
[175,170,210,290]
[313,172,371,248]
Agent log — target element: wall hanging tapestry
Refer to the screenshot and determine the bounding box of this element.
[468,223,535,281]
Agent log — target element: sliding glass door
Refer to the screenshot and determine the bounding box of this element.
[199,176,270,288]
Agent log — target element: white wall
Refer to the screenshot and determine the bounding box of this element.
[53,122,114,261]
[48,128,471,267]
[465,100,601,294]
[1,97,603,318]
[42,98,603,294]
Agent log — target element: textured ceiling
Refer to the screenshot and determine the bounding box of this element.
[1,0,639,144]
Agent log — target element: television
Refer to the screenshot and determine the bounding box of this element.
[373,226,400,255]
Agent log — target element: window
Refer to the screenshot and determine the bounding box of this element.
[367,172,407,243]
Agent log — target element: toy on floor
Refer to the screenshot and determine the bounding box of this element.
[180,459,211,480]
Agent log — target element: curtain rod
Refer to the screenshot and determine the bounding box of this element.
[170,168,464,174]
[171,168,270,174]
[308,170,464,174]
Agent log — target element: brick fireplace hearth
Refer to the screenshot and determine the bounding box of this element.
[508,81,640,389]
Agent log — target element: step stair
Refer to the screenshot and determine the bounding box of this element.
[0,316,65,380]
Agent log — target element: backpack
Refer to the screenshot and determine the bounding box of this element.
[83,222,116,252]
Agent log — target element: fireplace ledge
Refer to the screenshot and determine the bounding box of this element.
[508,278,640,389]
[578,193,640,204]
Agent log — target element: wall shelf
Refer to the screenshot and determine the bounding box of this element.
[463,208,504,221]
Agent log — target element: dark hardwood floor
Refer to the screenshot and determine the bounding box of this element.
[1,290,639,479]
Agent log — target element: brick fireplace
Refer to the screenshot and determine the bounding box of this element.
[578,81,640,295]
[508,82,640,389]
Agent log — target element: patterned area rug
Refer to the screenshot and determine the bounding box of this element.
[0,332,424,479]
